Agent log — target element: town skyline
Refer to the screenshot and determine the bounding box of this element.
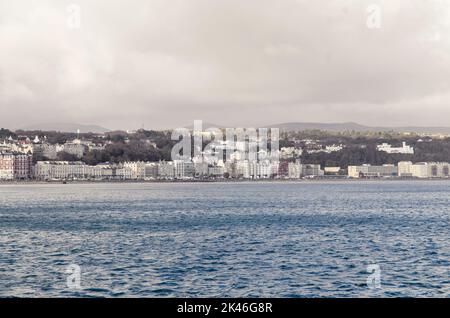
[3,123,450,181]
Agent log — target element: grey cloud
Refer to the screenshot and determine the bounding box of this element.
[1,0,450,130]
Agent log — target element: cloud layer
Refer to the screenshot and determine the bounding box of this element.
[1,0,450,129]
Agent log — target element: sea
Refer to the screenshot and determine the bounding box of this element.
[0,181,449,297]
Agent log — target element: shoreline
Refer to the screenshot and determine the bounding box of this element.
[1,177,450,185]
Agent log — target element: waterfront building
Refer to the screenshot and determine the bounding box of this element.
[236,160,251,179]
[114,165,133,180]
[173,160,195,179]
[324,167,342,175]
[34,161,89,180]
[398,161,450,178]
[208,165,224,178]
[123,161,146,179]
[61,141,86,158]
[252,161,271,179]
[224,161,238,178]
[0,153,14,180]
[269,161,279,178]
[348,164,398,178]
[302,164,324,177]
[158,161,175,179]
[398,161,414,177]
[409,162,431,178]
[194,161,209,177]
[13,154,33,180]
[34,161,117,180]
[288,162,301,179]
[144,163,158,179]
[91,165,114,179]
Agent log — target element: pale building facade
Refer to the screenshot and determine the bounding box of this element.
[398,161,450,178]
[377,142,414,154]
[348,164,398,178]
[0,153,14,180]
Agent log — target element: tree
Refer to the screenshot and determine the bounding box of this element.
[57,152,79,161]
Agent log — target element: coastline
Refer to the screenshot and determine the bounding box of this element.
[1,177,449,185]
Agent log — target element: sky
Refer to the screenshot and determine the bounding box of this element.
[1,0,450,130]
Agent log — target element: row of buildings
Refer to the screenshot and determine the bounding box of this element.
[0,154,325,181]
[2,155,450,181]
[348,161,450,179]
[30,160,325,181]
[30,160,450,181]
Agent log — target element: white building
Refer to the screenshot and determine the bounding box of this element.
[91,165,113,179]
[13,154,32,179]
[307,144,344,154]
[144,163,159,179]
[194,161,209,177]
[255,161,271,179]
[61,142,86,158]
[158,161,175,179]
[0,141,33,155]
[114,165,133,180]
[235,160,250,179]
[33,144,59,159]
[208,165,224,178]
[324,167,341,175]
[123,161,146,179]
[302,164,324,177]
[348,164,398,178]
[280,147,303,159]
[398,161,450,178]
[377,142,414,154]
[174,160,195,179]
[34,161,89,180]
[34,161,119,180]
[0,153,14,180]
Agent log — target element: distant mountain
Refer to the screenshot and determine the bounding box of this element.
[20,123,110,134]
[182,121,450,134]
[270,122,369,132]
[184,122,224,130]
[269,122,450,134]
[17,121,450,134]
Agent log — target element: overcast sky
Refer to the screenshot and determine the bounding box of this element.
[1,0,450,130]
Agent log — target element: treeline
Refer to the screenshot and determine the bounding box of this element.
[0,128,16,139]
[13,129,102,144]
[83,140,172,165]
[301,140,450,168]
[7,127,450,167]
[11,128,175,165]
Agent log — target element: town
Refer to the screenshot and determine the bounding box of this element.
[1,126,450,181]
